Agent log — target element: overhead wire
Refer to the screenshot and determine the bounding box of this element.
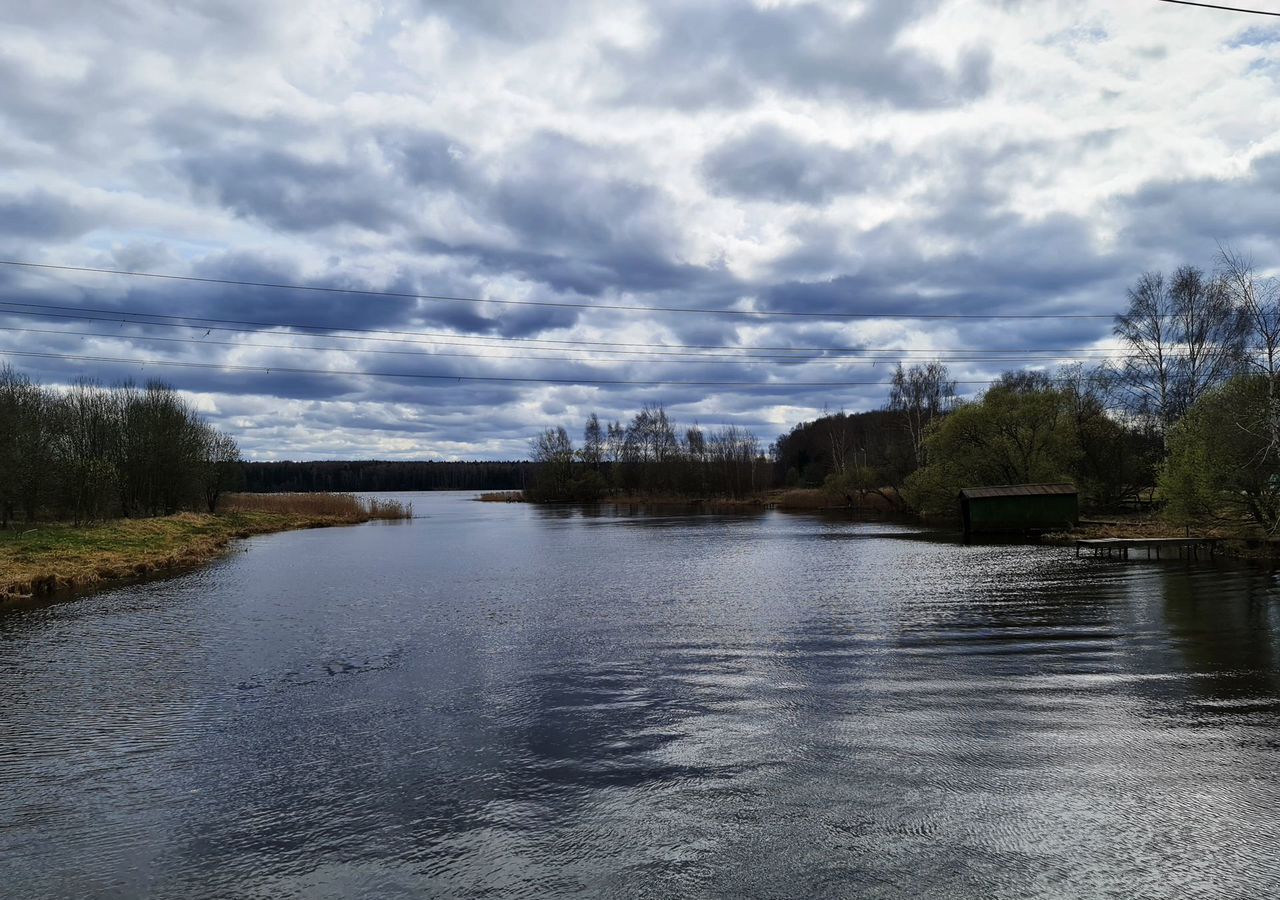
[0,260,1230,394]
[1155,0,1280,16]
[0,348,1081,388]
[0,258,1118,320]
[0,300,1144,359]
[0,323,1165,367]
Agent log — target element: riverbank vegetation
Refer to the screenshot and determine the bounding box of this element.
[0,366,415,600]
[0,494,410,602]
[220,492,412,519]
[0,366,242,525]
[528,247,1280,537]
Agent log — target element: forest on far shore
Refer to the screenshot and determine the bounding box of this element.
[527,247,1280,535]
[239,460,534,493]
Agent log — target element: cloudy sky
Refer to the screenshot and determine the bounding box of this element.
[2,0,1279,460]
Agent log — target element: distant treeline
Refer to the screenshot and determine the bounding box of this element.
[240,460,534,493]
[527,405,768,501]
[0,364,241,526]
[527,247,1280,534]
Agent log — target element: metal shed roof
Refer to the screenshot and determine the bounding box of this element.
[958,483,1077,500]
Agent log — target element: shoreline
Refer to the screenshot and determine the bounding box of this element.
[1045,516,1280,558]
[0,511,388,605]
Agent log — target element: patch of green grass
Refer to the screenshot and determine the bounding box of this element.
[0,508,389,602]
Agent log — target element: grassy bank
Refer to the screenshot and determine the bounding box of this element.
[1,493,412,603]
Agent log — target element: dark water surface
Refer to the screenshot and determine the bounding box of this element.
[3,493,1280,898]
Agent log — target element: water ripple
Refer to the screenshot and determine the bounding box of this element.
[2,494,1279,898]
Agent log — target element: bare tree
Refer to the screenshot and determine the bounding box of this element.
[707,425,760,498]
[684,425,707,495]
[1218,245,1280,467]
[581,413,604,470]
[529,426,574,500]
[0,366,242,524]
[825,411,853,475]
[624,404,679,493]
[1114,271,1179,431]
[888,362,956,469]
[201,428,242,513]
[56,379,123,524]
[1114,266,1242,435]
[1218,244,1280,380]
[1171,265,1243,411]
[0,365,51,526]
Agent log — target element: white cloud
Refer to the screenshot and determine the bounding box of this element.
[2,0,1277,458]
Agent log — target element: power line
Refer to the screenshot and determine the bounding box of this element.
[0,348,1021,388]
[0,258,1116,320]
[0,300,1137,358]
[0,324,1160,367]
[1155,0,1280,16]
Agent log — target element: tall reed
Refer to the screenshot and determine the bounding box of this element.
[221,493,412,520]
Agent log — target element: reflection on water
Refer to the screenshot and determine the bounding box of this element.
[2,493,1279,898]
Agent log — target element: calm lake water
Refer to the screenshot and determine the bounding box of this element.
[3,492,1280,898]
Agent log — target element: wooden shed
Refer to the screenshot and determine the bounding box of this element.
[958,483,1078,538]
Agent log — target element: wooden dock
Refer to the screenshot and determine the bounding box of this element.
[1075,537,1219,559]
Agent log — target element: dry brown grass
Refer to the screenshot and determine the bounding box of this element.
[1046,515,1234,543]
[2,494,412,603]
[772,489,831,509]
[221,493,412,520]
[477,491,525,502]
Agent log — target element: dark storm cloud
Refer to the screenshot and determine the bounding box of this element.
[762,208,1125,323]
[182,149,407,234]
[1118,152,1280,260]
[702,125,884,204]
[0,52,130,158]
[415,236,731,300]
[483,132,677,266]
[377,129,472,188]
[0,190,97,240]
[402,130,745,303]
[171,123,731,311]
[608,0,991,110]
[143,252,424,332]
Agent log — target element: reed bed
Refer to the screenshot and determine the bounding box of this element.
[477,491,525,502]
[772,489,831,510]
[221,493,412,520]
[3,495,414,602]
